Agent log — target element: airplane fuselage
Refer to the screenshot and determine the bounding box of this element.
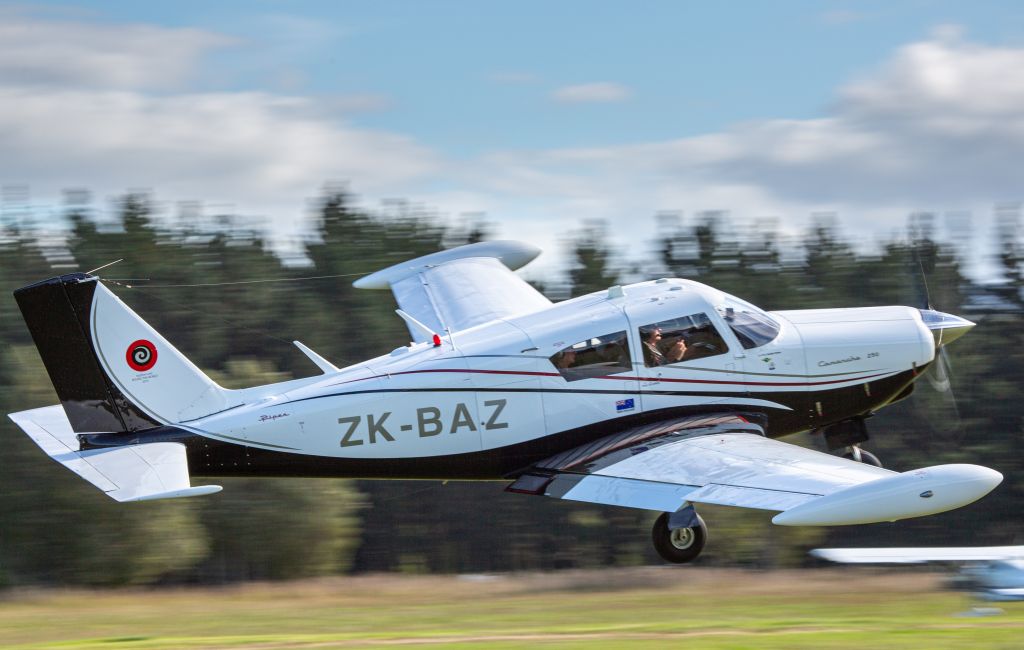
[90,278,936,481]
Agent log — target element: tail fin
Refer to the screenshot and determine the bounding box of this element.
[14,273,231,432]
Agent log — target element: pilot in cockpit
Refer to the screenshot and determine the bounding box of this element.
[642,327,687,367]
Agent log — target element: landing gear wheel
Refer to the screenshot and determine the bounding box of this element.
[842,446,882,467]
[652,512,707,564]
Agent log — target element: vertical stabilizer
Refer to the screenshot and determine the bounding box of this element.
[14,274,231,432]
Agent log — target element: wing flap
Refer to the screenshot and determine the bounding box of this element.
[684,483,816,511]
[547,474,817,512]
[9,405,221,502]
[548,474,700,511]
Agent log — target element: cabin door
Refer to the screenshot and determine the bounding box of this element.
[624,298,745,415]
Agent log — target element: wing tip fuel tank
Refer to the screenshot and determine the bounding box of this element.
[772,464,1002,526]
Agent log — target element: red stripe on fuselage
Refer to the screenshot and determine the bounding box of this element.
[330,367,895,388]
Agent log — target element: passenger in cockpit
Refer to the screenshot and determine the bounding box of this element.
[642,327,687,367]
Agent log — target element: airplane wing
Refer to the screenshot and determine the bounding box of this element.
[811,546,1024,564]
[987,588,1024,601]
[508,415,1001,526]
[9,404,221,502]
[353,241,552,342]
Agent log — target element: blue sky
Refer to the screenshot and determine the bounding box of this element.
[37,1,1024,153]
[5,2,1024,276]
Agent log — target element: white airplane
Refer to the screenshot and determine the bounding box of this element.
[812,547,1024,602]
[8,241,1003,563]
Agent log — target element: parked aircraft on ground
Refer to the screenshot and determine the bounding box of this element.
[8,241,1003,562]
[812,547,1024,601]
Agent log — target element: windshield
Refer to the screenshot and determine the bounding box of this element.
[717,296,780,349]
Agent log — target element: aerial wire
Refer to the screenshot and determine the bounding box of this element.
[105,270,372,289]
[103,273,363,366]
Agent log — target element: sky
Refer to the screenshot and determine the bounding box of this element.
[3,1,1024,280]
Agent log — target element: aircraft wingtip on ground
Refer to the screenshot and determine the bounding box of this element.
[812,545,1024,603]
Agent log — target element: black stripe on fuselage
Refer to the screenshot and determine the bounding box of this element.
[458,354,893,379]
[277,370,899,405]
[88,368,919,482]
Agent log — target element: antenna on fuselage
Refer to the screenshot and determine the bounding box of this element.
[86,259,124,275]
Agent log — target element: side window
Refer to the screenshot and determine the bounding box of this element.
[638,313,728,367]
[549,331,631,381]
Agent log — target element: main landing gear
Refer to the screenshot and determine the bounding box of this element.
[651,507,707,563]
[842,445,882,467]
[819,417,884,468]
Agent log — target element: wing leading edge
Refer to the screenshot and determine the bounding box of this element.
[509,415,1001,526]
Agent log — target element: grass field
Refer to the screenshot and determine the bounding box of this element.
[1,568,1022,649]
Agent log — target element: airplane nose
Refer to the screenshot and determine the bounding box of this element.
[919,309,975,347]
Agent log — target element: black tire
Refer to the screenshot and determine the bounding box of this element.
[842,448,883,467]
[652,512,707,564]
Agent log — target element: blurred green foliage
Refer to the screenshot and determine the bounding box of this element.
[0,192,1021,586]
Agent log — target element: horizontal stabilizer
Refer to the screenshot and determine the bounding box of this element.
[8,405,221,502]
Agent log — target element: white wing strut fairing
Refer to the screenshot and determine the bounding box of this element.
[8,405,221,502]
[353,240,551,342]
[811,547,1024,564]
[510,415,1002,526]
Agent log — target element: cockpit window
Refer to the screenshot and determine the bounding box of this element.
[717,296,781,349]
[639,314,728,367]
[549,331,631,381]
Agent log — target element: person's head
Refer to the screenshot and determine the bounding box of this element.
[644,327,662,344]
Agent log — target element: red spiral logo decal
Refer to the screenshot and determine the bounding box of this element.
[126,339,158,372]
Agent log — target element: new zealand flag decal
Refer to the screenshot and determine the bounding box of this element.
[616,398,635,412]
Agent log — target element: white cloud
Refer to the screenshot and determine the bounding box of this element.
[0,85,437,247]
[0,11,233,90]
[0,12,1020,281]
[0,12,429,249]
[409,29,1024,279]
[466,30,1024,228]
[552,82,631,104]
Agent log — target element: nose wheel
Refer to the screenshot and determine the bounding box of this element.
[652,511,707,563]
[842,445,882,468]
